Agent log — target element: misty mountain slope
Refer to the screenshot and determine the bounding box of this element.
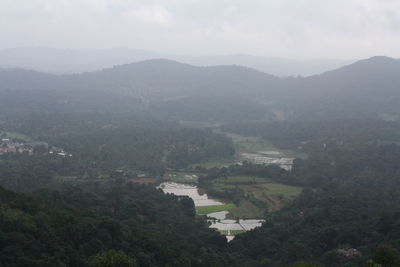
[307,56,400,93]
[183,54,355,77]
[0,60,279,120]
[1,57,400,121]
[0,47,353,76]
[285,56,400,119]
[0,68,145,113]
[73,59,280,99]
[0,69,56,91]
[0,47,166,74]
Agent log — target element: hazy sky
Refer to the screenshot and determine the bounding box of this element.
[1,0,400,59]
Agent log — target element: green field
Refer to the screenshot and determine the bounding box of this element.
[225,133,276,152]
[240,183,303,211]
[226,183,303,217]
[196,204,236,214]
[216,176,270,184]
[260,183,303,197]
[204,174,303,216]
[190,158,238,169]
[55,174,110,182]
[379,112,399,122]
[190,132,277,169]
[218,230,246,235]
[209,176,271,195]
[163,172,199,184]
[225,132,308,160]
[189,132,305,169]
[54,175,78,181]
[227,200,266,219]
[0,131,33,142]
[179,121,221,129]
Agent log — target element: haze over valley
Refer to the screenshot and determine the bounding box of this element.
[2,1,400,266]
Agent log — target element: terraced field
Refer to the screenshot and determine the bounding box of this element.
[240,183,303,211]
[206,175,303,217]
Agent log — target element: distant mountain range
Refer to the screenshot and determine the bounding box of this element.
[0,56,399,122]
[0,47,354,77]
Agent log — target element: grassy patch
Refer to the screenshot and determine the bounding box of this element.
[191,158,238,169]
[225,133,276,152]
[240,183,303,211]
[224,132,308,160]
[205,175,302,214]
[163,172,199,184]
[261,183,303,197]
[54,175,78,181]
[218,230,246,235]
[179,121,221,129]
[218,176,270,184]
[0,131,33,142]
[379,112,399,122]
[196,204,236,214]
[209,176,271,195]
[227,200,266,219]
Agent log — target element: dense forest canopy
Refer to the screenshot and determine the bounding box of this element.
[0,181,236,267]
[0,112,234,188]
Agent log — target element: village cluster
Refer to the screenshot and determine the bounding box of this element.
[0,138,71,157]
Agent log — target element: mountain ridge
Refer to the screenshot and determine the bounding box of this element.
[0,47,355,77]
[1,56,399,121]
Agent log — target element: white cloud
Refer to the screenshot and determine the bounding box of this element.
[0,0,399,58]
[123,5,174,26]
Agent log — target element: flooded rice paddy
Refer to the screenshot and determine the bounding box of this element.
[158,182,224,206]
[241,150,294,170]
[159,182,265,241]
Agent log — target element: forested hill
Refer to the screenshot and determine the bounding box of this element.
[1,56,400,121]
[286,56,400,120]
[0,182,235,266]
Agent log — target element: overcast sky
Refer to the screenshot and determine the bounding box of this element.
[1,0,400,59]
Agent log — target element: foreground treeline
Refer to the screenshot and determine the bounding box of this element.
[0,181,237,267]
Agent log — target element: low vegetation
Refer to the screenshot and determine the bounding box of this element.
[219,230,246,236]
[200,174,303,218]
[228,200,266,219]
[0,131,33,142]
[196,204,236,215]
[163,171,199,184]
[240,183,303,211]
[225,132,276,152]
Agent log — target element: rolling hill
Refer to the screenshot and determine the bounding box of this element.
[0,47,353,76]
[0,56,399,122]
